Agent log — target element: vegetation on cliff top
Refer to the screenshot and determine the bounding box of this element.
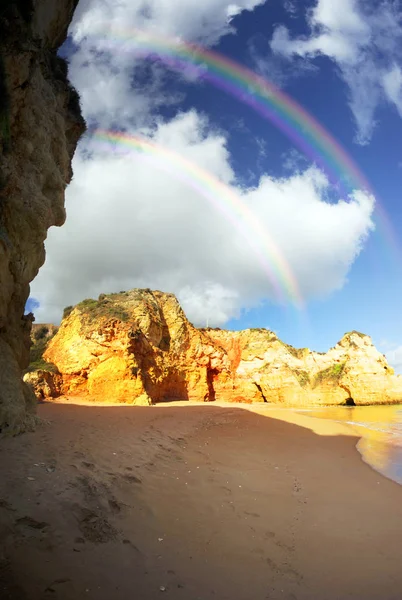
[63,305,74,319]
[65,290,164,326]
[76,295,130,323]
[341,330,367,348]
[281,342,308,360]
[344,330,366,338]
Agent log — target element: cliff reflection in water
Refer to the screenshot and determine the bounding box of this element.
[303,405,402,485]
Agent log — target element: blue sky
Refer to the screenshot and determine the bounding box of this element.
[29,0,402,367]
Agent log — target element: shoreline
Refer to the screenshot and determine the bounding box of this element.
[1,401,402,599]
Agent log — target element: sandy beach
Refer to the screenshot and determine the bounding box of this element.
[1,401,402,600]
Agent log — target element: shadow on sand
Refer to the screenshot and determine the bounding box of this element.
[1,401,402,600]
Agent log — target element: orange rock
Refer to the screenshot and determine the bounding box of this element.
[36,289,402,406]
[24,369,63,400]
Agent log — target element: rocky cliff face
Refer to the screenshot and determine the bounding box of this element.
[40,290,231,405]
[0,1,85,433]
[31,288,402,407]
[204,328,402,406]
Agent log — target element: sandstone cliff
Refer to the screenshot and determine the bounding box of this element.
[0,1,84,433]
[40,290,231,405]
[28,288,402,407]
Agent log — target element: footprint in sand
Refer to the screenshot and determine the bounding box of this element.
[0,499,15,512]
[122,538,139,549]
[81,461,95,470]
[78,509,117,544]
[44,578,71,594]
[16,516,49,530]
[265,556,281,573]
[108,499,122,514]
[244,511,261,518]
[122,474,142,484]
[292,478,302,495]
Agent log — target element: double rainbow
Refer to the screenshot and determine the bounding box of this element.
[91,27,372,193]
[79,27,396,307]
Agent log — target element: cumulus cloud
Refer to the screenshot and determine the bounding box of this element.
[72,0,265,46]
[29,1,377,326]
[31,111,375,326]
[385,346,402,374]
[248,33,317,88]
[283,1,298,18]
[66,0,266,129]
[383,64,402,116]
[270,0,402,144]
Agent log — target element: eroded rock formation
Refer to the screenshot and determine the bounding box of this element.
[39,290,231,405]
[0,1,85,433]
[30,288,402,407]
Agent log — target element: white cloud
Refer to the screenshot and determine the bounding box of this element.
[249,32,318,88]
[378,340,402,374]
[270,0,402,144]
[271,0,370,63]
[72,0,265,46]
[383,64,402,116]
[67,0,266,129]
[281,148,309,174]
[312,0,369,39]
[30,1,377,327]
[283,1,297,18]
[31,111,375,326]
[385,346,402,374]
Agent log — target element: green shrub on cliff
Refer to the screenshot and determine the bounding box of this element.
[77,296,130,323]
[33,325,49,341]
[282,342,307,359]
[27,357,58,373]
[63,305,74,320]
[293,370,310,387]
[345,330,366,338]
[78,298,98,310]
[313,362,346,387]
[27,329,58,373]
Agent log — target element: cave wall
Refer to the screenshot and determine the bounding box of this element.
[0,0,85,433]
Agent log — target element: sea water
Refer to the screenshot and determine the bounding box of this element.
[299,405,402,486]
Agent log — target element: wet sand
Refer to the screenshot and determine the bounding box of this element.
[1,400,402,600]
